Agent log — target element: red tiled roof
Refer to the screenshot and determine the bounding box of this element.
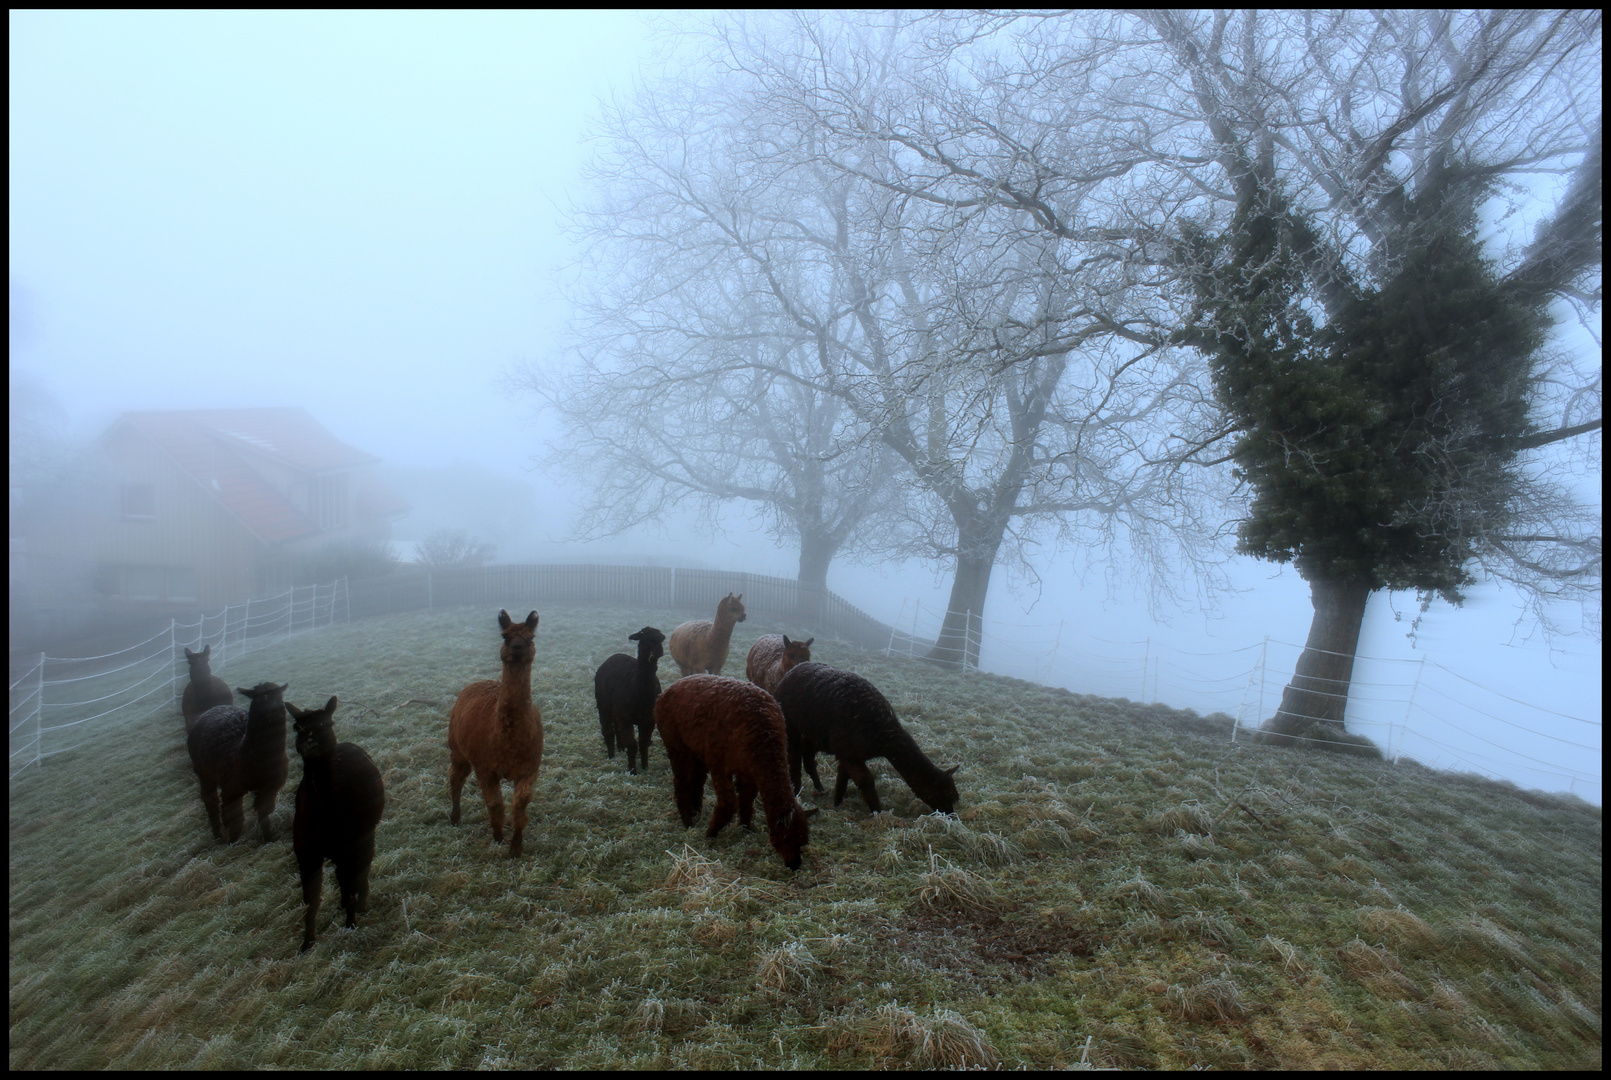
[109,408,396,545]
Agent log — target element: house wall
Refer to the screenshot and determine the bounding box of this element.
[93,426,265,608]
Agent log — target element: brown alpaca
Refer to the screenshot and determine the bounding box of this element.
[669,592,747,677]
[744,634,814,697]
[448,610,544,856]
[653,675,816,870]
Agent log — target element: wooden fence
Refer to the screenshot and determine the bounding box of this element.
[345,564,900,653]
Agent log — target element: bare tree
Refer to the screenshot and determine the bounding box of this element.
[417,529,496,569]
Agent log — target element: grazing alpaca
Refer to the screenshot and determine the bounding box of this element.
[774,663,959,814]
[181,644,233,735]
[653,675,816,870]
[288,696,385,952]
[668,592,747,677]
[594,626,665,774]
[745,634,814,697]
[448,610,544,856]
[187,682,291,843]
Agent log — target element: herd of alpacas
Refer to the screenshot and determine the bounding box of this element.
[183,592,959,951]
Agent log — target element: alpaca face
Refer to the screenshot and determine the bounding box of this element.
[781,636,813,666]
[236,682,289,708]
[496,609,539,665]
[769,802,815,871]
[720,593,747,624]
[288,697,339,759]
[631,626,665,664]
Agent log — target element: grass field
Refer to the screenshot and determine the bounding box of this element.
[9,604,1602,1068]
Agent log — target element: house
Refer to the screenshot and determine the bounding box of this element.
[14,408,409,611]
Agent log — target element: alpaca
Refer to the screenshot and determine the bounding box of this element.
[187,681,291,843]
[448,610,544,856]
[594,626,665,774]
[653,674,816,870]
[288,696,385,952]
[745,634,814,697]
[668,592,747,677]
[774,663,959,814]
[181,644,233,735]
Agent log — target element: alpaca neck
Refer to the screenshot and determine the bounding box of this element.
[244,708,285,750]
[301,752,337,796]
[635,654,660,699]
[498,657,534,726]
[882,729,938,783]
[710,613,737,645]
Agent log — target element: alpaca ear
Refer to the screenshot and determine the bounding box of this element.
[804,637,814,647]
[184,647,195,659]
[782,635,791,646]
[286,702,304,720]
[278,683,289,694]
[803,805,820,818]
[236,686,252,698]
[944,765,959,777]
[630,630,642,641]
[524,611,539,628]
[498,609,512,630]
[200,644,210,657]
[325,696,338,714]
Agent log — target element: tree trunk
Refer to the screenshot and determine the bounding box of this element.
[1271,575,1372,733]
[795,531,836,624]
[926,548,995,670]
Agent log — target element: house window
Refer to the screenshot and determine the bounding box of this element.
[311,474,348,530]
[121,482,157,520]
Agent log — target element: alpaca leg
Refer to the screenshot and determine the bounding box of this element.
[706,771,739,837]
[448,755,471,826]
[623,724,638,775]
[222,791,247,842]
[601,713,616,759]
[637,724,654,774]
[254,787,279,843]
[667,749,705,827]
[848,762,882,812]
[736,774,759,831]
[354,829,377,913]
[508,774,536,857]
[477,770,506,844]
[833,762,852,807]
[803,747,825,793]
[298,853,324,951]
[198,780,225,840]
[335,858,362,928]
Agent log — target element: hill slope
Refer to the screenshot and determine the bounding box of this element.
[9,605,1601,1068]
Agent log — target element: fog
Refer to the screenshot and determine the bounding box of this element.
[9,11,1600,803]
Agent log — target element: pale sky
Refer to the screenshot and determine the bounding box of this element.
[9,10,1601,802]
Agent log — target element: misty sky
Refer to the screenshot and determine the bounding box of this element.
[8,11,1601,802]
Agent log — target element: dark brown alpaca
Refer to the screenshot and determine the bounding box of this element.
[448,610,544,856]
[744,634,814,697]
[653,675,816,870]
[669,592,747,677]
[187,682,290,843]
[289,696,385,952]
[181,644,233,735]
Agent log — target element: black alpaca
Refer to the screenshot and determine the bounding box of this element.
[289,696,385,951]
[774,663,959,814]
[594,626,666,774]
[187,682,290,842]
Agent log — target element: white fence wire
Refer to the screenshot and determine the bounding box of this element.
[8,579,349,780]
[883,597,1601,802]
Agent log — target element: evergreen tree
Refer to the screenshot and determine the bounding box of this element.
[1181,168,1551,750]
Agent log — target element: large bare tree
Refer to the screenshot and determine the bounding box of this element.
[856,10,1600,731]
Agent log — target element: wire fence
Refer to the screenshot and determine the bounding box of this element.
[9,579,349,780]
[882,598,1601,802]
[10,565,1597,802]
